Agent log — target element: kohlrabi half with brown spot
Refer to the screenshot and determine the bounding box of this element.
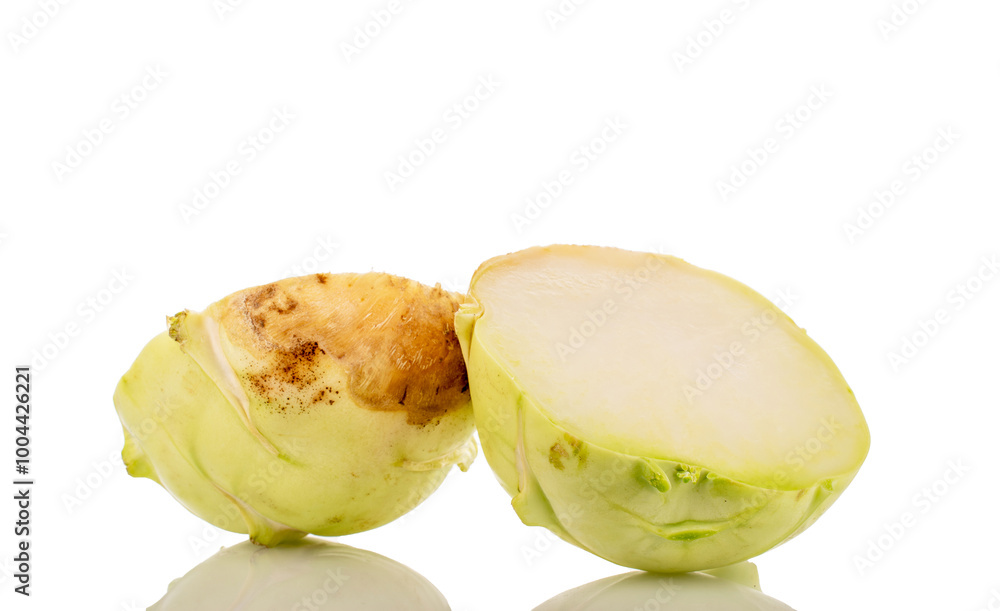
[114,272,476,546]
[456,245,870,573]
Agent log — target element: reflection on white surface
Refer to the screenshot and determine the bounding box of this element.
[534,562,795,611]
[149,538,450,610]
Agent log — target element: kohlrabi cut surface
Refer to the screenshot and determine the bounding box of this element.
[467,246,865,490]
[456,245,870,573]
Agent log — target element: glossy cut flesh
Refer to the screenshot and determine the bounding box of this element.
[467,246,868,490]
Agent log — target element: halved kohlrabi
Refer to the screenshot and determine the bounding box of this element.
[115,272,476,546]
[456,245,869,572]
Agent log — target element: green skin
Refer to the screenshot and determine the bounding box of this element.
[115,318,475,547]
[456,303,857,574]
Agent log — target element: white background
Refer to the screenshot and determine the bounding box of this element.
[2,1,999,609]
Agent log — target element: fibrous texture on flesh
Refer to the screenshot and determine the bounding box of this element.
[456,245,869,572]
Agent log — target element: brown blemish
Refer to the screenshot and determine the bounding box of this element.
[242,339,324,411]
[247,284,277,310]
[275,340,323,388]
[549,443,569,470]
[221,272,471,426]
[565,433,588,467]
[269,298,297,314]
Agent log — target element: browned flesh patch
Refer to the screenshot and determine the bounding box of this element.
[549,443,569,470]
[216,272,469,425]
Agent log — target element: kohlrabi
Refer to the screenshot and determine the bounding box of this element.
[114,272,476,546]
[456,245,870,572]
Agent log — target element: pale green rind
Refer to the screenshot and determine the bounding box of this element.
[115,328,472,546]
[114,332,262,538]
[519,395,849,572]
[457,299,522,499]
[702,561,761,590]
[457,299,860,573]
[168,310,281,458]
[404,437,478,473]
